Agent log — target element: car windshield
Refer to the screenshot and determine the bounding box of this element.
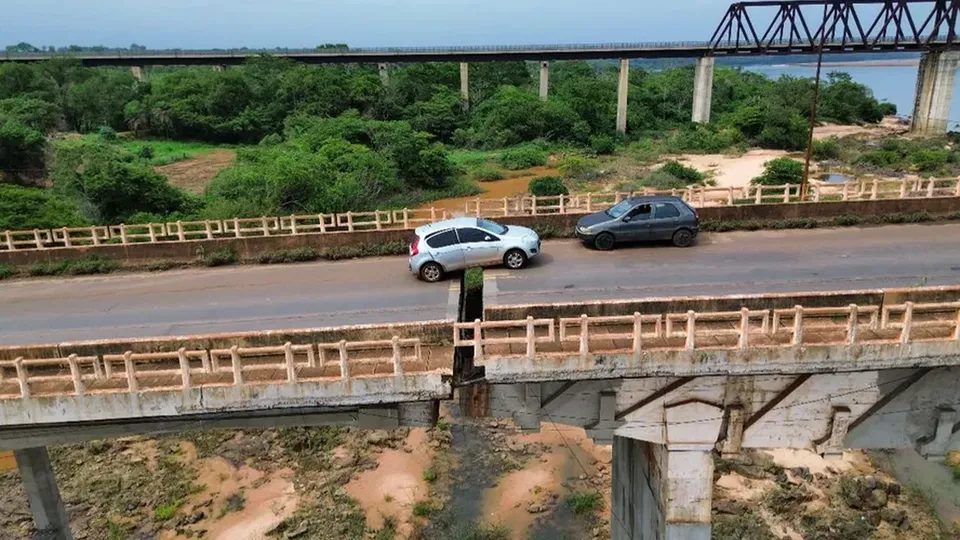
[605,200,634,218]
[477,218,508,235]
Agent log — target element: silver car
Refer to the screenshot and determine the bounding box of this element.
[408,217,542,282]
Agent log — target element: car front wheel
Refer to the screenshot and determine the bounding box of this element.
[672,229,694,248]
[419,261,444,282]
[594,232,615,251]
[504,249,527,270]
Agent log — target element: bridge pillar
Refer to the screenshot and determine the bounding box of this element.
[539,61,550,100]
[460,62,470,109]
[912,50,960,134]
[378,63,389,85]
[692,57,714,123]
[15,447,73,540]
[213,65,225,72]
[616,58,630,134]
[130,66,146,82]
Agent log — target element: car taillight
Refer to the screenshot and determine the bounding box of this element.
[410,237,419,256]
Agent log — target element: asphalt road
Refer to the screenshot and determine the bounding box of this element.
[2,223,960,345]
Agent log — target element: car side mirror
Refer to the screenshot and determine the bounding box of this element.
[484,236,493,241]
[622,216,632,223]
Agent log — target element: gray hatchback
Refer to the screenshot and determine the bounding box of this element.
[575,195,699,250]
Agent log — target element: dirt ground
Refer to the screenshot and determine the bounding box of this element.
[155,150,236,194]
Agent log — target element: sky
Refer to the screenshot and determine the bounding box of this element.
[4,0,729,50]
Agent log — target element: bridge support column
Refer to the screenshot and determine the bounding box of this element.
[912,50,960,134]
[692,57,714,123]
[130,66,146,82]
[460,62,470,109]
[15,447,73,540]
[377,63,389,85]
[213,65,225,72]
[539,61,550,100]
[616,58,630,134]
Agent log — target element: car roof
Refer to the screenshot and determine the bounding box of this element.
[414,217,482,236]
[626,195,686,204]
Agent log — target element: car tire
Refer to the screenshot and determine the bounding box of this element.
[594,232,616,251]
[419,261,444,283]
[672,229,694,248]
[504,249,528,270]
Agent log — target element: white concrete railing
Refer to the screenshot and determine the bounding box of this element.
[456,301,960,361]
[3,178,959,253]
[0,337,425,400]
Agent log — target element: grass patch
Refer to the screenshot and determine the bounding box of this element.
[464,267,483,293]
[153,499,183,521]
[219,492,246,517]
[498,146,548,170]
[833,214,865,227]
[0,264,12,280]
[201,247,239,267]
[374,515,398,540]
[379,175,482,209]
[255,247,319,264]
[423,470,437,482]
[321,241,407,261]
[434,522,511,540]
[871,211,934,224]
[470,164,506,182]
[566,490,603,515]
[28,255,121,277]
[436,419,451,432]
[412,500,436,517]
[120,139,229,166]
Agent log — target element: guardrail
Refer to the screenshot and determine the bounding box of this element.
[0,337,427,400]
[3,178,958,253]
[456,301,960,362]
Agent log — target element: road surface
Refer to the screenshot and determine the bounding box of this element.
[2,223,960,345]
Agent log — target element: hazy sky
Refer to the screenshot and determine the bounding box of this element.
[5,0,728,49]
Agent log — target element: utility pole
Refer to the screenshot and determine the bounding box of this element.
[801,45,824,201]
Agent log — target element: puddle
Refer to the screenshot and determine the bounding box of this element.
[820,173,854,183]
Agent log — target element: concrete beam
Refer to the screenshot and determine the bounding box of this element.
[539,61,549,100]
[616,58,630,134]
[912,50,960,134]
[15,447,73,540]
[129,65,146,81]
[460,62,469,109]
[692,56,714,123]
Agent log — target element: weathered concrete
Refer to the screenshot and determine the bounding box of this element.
[539,61,549,100]
[691,56,714,123]
[912,50,960,134]
[213,65,225,72]
[15,447,72,540]
[378,62,389,84]
[130,65,146,81]
[460,62,469,108]
[616,58,630,134]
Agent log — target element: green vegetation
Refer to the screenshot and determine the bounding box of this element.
[469,163,506,181]
[28,255,121,277]
[498,145,548,170]
[201,247,238,267]
[529,176,568,197]
[0,264,12,280]
[412,500,436,517]
[464,266,484,293]
[558,155,601,180]
[752,157,804,186]
[659,160,704,184]
[566,490,603,515]
[423,470,437,482]
[255,247,319,264]
[153,500,183,521]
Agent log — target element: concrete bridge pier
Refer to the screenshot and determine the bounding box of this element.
[378,63,389,85]
[130,66,146,82]
[539,61,550,100]
[912,50,960,134]
[213,65,225,72]
[460,62,470,109]
[692,56,715,123]
[14,447,73,540]
[616,58,630,134]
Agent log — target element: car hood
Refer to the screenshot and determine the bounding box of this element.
[577,211,611,228]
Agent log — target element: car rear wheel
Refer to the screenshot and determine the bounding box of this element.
[594,232,615,251]
[504,249,527,270]
[419,261,444,283]
[672,229,694,248]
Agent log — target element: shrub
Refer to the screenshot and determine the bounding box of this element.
[589,134,616,155]
[137,145,155,160]
[255,247,319,264]
[879,102,898,116]
[98,126,117,141]
[412,501,435,517]
[423,470,437,482]
[529,176,568,197]
[498,146,547,170]
[153,500,182,521]
[0,264,12,280]
[470,164,505,181]
[752,158,804,186]
[873,211,933,224]
[638,169,686,190]
[664,125,743,154]
[833,214,864,226]
[0,184,88,230]
[28,256,121,277]
[322,241,408,261]
[659,160,704,184]
[909,149,950,172]
[202,247,238,267]
[464,267,483,293]
[812,138,841,161]
[558,155,600,180]
[855,149,901,169]
[566,491,603,515]
[769,218,818,230]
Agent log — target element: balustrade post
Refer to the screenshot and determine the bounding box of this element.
[290,215,299,235]
[403,209,410,229]
[233,218,241,238]
[14,357,29,398]
[201,350,212,373]
[67,354,84,396]
[685,311,696,350]
[531,197,537,216]
[430,207,437,222]
[754,186,762,205]
[698,187,705,206]
[261,216,270,236]
[101,356,111,379]
[147,223,157,243]
[204,220,213,240]
[847,304,859,344]
[284,342,297,383]
[526,316,536,359]
[955,179,960,197]
[178,348,191,390]
[812,184,820,202]
[338,340,349,381]
[559,196,566,215]
[900,302,914,344]
[579,314,589,362]
[392,336,404,376]
[475,198,482,217]
[783,185,790,203]
[306,346,317,368]
[738,308,750,349]
[124,351,138,392]
[4,231,13,251]
[375,211,382,230]
[927,178,936,198]
[899,180,908,199]
[841,182,849,201]
[792,305,804,345]
[62,228,71,248]
[953,307,960,341]
[318,214,327,233]
[503,198,509,217]
[230,345,243,385]
[473,319,483,361]
[727,187,734,206]
[33,229,44,249]
[871,179,879,199]
[91,226,101,246]
[632,312,642,364]
[586,192,593,213]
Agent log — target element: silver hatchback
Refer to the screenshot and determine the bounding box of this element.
[408,217,542,282]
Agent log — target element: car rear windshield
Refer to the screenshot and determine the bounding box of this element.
[477,218,508,235]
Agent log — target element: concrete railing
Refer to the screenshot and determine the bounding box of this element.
[458,301,960,381]
[4,178,959,254]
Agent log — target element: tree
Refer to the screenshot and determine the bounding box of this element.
[752,158,804,186]
[529,176,568,197]
[406,86,465,142]
[5,42,39,53]
[0,184,87,230]
[64,69,138,132]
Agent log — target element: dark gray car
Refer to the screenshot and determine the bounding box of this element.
[575,195,699,250]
